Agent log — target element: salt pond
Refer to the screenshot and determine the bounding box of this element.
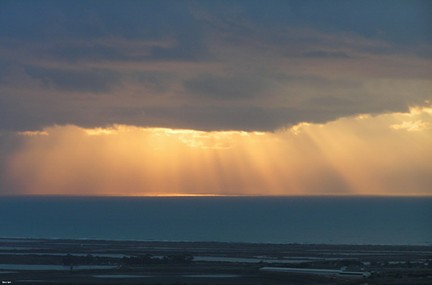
[194,256,314,264]
[93,274,149,278]
[183,274,241,278]
[0,264,116,271]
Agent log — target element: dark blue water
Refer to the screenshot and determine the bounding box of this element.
[0,196,431,245]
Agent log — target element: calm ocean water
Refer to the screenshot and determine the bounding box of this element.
[0,196,431,245]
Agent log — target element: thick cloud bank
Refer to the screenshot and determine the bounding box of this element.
[0,1,431,131]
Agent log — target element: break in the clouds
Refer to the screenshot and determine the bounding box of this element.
[1,0,431,131]
[0,1,431,196]
[2,107,432,196]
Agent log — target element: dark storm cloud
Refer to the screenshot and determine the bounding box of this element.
[46,45,139,63]
[0,94,80,131]
[0,0,431,132]
[184,74,272,100]
[0,0,207,64]
[0,1,197,40]
[193,0,432,53]
[25,67,120,93]
[83,105,277,131]
[301,50,351,58]
[102,103,392,132]
[42,38,207,64]
[242,0,432,44]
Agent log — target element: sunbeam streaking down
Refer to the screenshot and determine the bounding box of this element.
[3,107,432,196]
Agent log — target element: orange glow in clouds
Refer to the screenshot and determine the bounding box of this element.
[6,107,432,196]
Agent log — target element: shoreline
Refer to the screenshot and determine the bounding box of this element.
[0,237,431,284]
[1,237,431,247]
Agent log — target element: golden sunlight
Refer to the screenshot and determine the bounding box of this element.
[6,106,432,196]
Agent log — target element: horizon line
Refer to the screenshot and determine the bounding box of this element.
[1,193,431,198]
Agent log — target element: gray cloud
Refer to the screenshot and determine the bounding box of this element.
[0,1,431,132]
[301,50,351,58]
[45,39,208,64]
[184,74,273,100]
[130,71,176,94]
[25,66,121,93]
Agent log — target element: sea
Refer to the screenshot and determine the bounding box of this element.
[0,196,431,245]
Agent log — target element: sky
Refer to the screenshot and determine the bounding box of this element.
[0,0,431,196]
